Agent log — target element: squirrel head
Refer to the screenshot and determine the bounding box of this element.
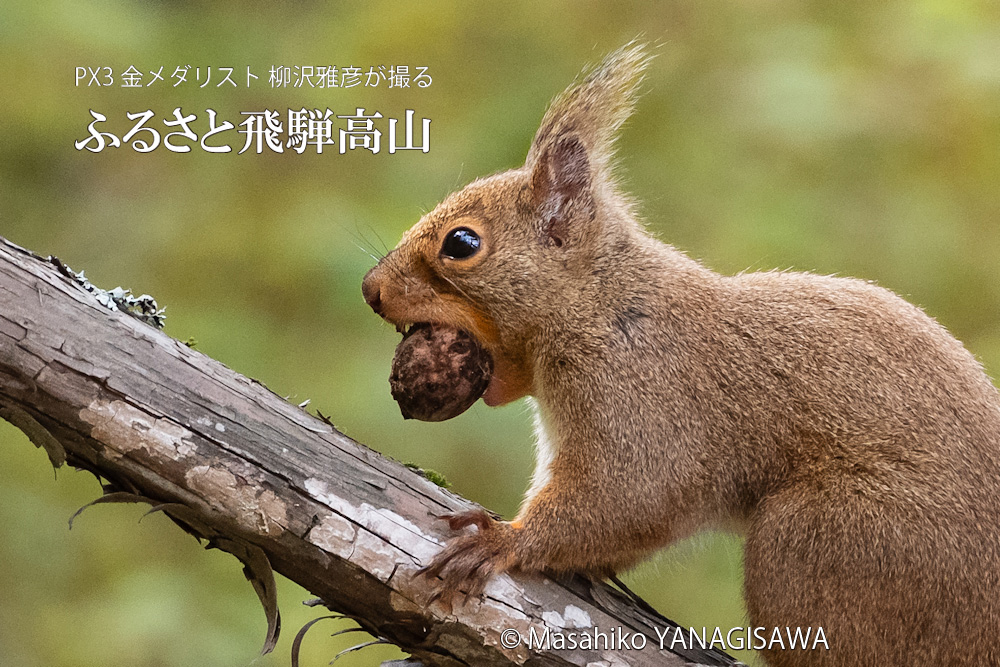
[363,42,651,406]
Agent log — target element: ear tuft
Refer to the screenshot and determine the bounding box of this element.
[526,41,651,247]
[526,41,652,177]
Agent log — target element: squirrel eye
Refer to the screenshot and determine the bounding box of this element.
[441,227,481,260]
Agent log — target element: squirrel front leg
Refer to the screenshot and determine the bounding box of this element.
[419,466,664,598]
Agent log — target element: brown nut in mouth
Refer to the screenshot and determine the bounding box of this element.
[389,322,494,422]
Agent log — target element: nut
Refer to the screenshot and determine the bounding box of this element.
[389,323,493,421]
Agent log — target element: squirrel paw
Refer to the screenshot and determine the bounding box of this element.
[418,509,517,601]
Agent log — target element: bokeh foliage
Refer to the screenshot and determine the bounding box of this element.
[1,1,998,666]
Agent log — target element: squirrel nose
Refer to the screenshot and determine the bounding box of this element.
[362,269,383,315]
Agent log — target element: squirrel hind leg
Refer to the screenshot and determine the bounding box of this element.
[745,478,998,666]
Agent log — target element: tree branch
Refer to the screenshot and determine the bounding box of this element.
[0,237,739,667]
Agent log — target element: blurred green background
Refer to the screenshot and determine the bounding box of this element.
[2,1,999,666]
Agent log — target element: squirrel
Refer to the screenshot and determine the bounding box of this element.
[361,42,1000,666]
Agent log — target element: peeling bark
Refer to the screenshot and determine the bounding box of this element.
[0,237,740,667]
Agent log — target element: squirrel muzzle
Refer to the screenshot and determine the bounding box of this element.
[362,254,532,407]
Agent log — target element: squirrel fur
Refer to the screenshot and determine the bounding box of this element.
[361,43,1000,666]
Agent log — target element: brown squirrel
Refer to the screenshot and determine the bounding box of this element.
[361,43,1000,666]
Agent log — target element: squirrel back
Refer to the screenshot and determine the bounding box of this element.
[362,43,1000,666]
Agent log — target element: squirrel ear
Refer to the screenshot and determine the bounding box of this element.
[524,42,651,246]
[530,134,594,247]
[526,41,650,183]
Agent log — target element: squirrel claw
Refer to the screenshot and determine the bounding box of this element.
[418,511,517,602]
